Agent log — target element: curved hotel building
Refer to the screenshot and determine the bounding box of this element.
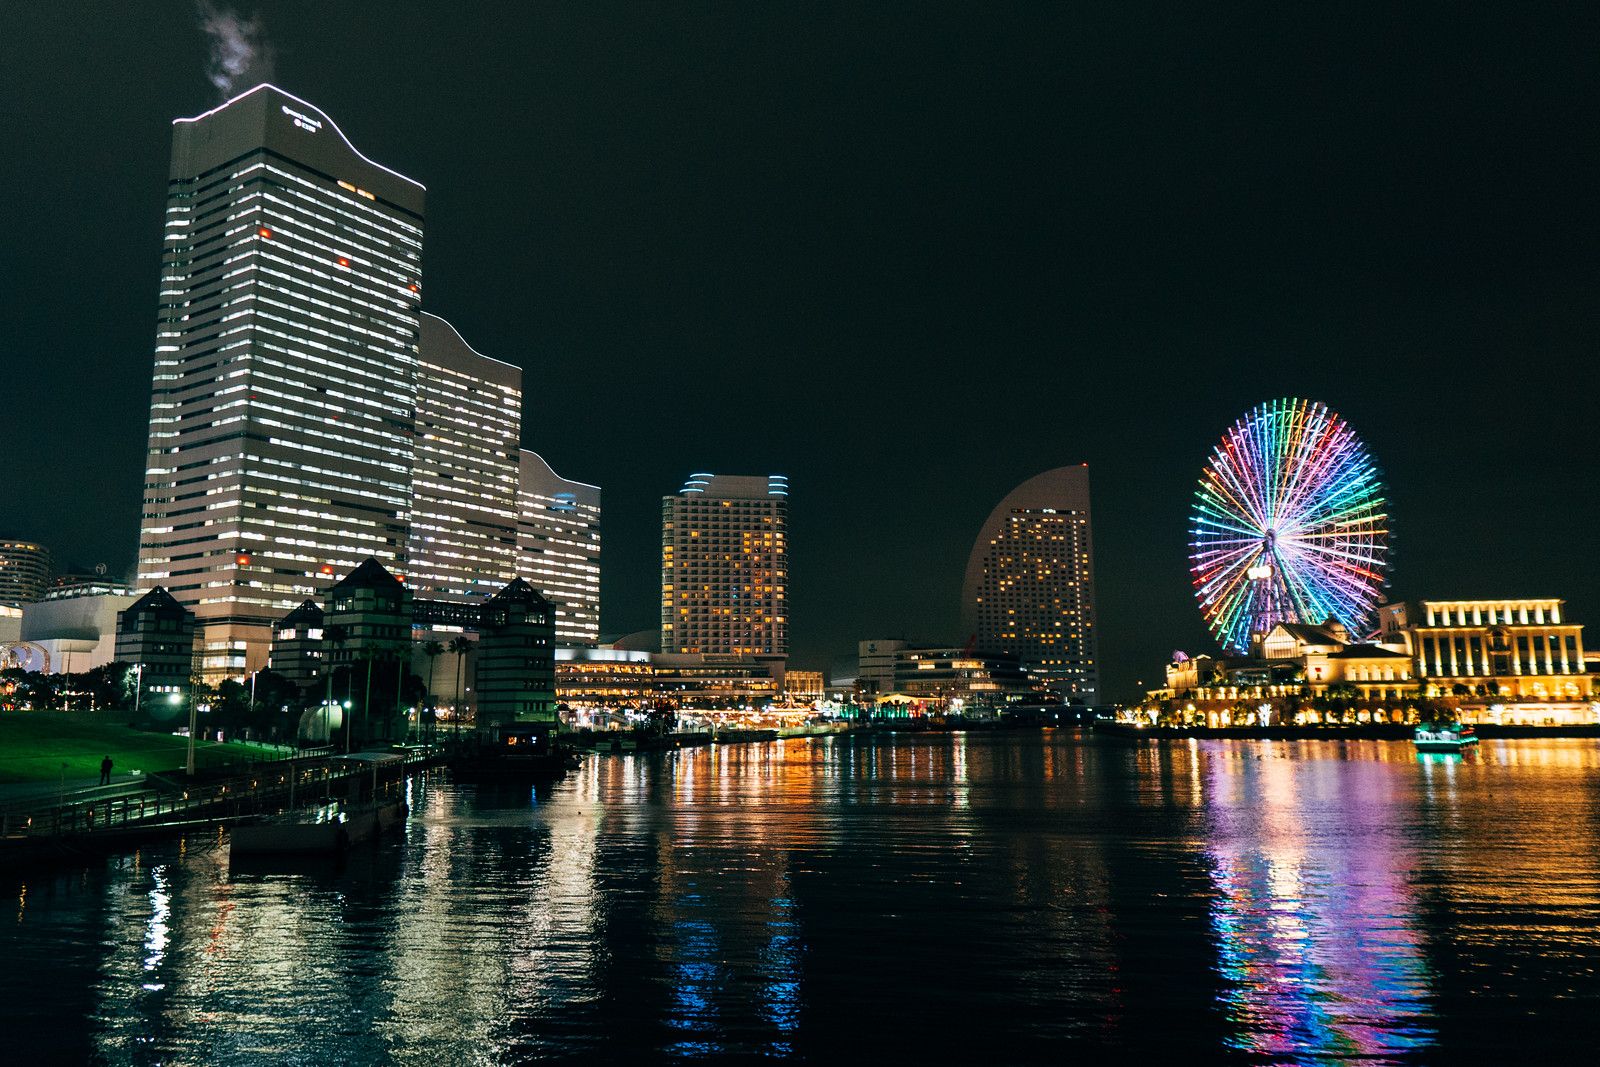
[961,466,1098,703]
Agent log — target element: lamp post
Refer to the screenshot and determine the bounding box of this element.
[182,688,197,776]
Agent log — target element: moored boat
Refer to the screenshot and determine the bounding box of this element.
[1413,720,1479,753]
[454,721,578,777]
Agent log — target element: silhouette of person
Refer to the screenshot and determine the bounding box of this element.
[100,756,113,785]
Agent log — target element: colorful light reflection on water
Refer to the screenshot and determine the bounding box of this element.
[6,735,1600,1063]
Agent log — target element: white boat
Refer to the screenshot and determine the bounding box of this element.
[1413,722,1479,753]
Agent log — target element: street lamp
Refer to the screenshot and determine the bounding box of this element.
[180,691,196,775]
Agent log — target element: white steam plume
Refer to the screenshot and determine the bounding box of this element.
[197,2,275,99]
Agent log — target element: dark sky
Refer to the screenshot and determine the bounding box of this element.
[2,3,1597,699]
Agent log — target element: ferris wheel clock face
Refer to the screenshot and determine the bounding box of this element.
[1189,398,1389,655]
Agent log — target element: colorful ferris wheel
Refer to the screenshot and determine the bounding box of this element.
[1190,398,1389,654]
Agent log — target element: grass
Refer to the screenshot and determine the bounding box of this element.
[0,714,278,783]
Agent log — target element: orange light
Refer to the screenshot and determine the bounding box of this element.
[236,554,251,565]
[259,228,272,238]
[409,284,418,292]
[338,258,349,267]
[321,565,333,574]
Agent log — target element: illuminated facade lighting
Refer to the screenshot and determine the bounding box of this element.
[136,85,425,682]
[961,466,1099,702]
[517,452,601,646]
[660,474,787,661]
[408,313,522,604]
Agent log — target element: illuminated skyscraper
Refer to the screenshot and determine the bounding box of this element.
[517,452,601,645]
[961,466,1098,702]
[0,541,52,606]
[661,474,788,658]
[409,313,522,602]
[136,85,425,680]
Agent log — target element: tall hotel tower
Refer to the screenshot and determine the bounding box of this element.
[517,453,601,645]
[410,313,522,602]
[661,474,787,658]
[960,466,1099,702]
[138,86,425,679]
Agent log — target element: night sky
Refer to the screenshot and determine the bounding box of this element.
[2,3,1597,700]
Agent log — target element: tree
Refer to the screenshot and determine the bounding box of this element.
[421,639,444,725]
[448,636,474,742]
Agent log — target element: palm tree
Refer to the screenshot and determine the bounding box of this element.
[448,636,473,743]
[421,639,444,742]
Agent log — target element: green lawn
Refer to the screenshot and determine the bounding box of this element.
[0,715,275,783]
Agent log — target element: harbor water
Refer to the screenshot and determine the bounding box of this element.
[7,732,1600,1064]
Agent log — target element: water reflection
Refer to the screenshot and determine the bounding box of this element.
[6,736,1600,1062]
[1202,749,1434,1063]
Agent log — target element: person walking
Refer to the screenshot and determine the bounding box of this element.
[99,756,113,785]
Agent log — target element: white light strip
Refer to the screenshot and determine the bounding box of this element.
[173,83,427,192]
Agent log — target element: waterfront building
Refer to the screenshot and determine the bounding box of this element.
[653,653,783,710]
[474,578,557,727]
[136,84,425,683]
[855,639,909,695]
[517,452,601,645]
[409,313,522,603]
[784,670,824,703]
[960,466,1098,703]
[323,558,412,673]
[0,541,52,606]
[889,647,1035,712]
[555,647,656,713]
[114,587,196,715]
[1148,598,1594,726]
[267,599,325,688]
[1377,599,1592,709]
[661,474,788,661]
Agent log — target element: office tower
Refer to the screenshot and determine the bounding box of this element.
[661,474,788,657]
[409,313,522,602]
[0,541,52,606]
[960,466,1098,702]
[517,452,601,645]
[136,85,424,682]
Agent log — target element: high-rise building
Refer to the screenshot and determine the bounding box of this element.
[960,466,1098,703]
[0,541,52,606]
[661,474,788,658]
[136,85,425,682]
[517,452,601,645]
[409,313,522,602]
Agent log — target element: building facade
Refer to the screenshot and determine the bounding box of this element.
[0,541,52,606]
[661,474,788,660]
[409,313,522,603]
[891,647,1035,710]
[856,638,910,695]
[136,85,425,683]
[323,557,412,672]
[268,598,325,688]
[474,578,557,727]
[114,587,197,718]
[960,466,1098,703]
[517,451,601,645]
[1378,599,1591,704]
